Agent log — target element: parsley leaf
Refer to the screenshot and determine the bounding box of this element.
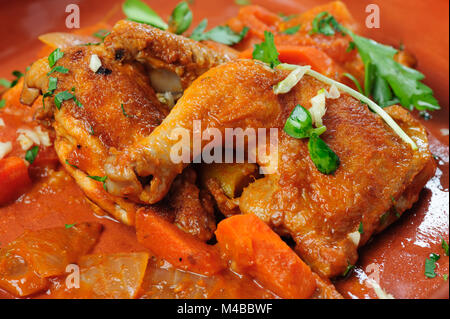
[343,263,355,277]
[48,48,64,68]
[47,66,69,76]
[441,236,449,256]
[0,99,5,109]
[0,78,11,88]
[191,19,249,45]
[310,11,345,36]
[87,175,108,191]
[309,12,440,112]
[282,25,301,35]
[358,222,364,234]
[235,0,251,5]
[54,91,75,110]
[169,1,193,35]
[65,159,79,169]
[425,253,440,278]
[93,29,110,40]
[121,103,132,118]
[65,223,76,229]
[123,0,168,30]
[253,31,280,68]
[25,146,39,164]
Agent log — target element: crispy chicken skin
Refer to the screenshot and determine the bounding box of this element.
[104,20,236,90]
[115,59,435,277]
[20,45,216,240]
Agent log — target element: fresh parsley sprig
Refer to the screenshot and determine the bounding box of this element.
[284,104,340,175]
[123,0,168,30]
[309,11,440,111]
[25,146,39,164]
[169,1,193,35]
[425,253,440,278]
[191,19,249,46]
[252,31,280,68]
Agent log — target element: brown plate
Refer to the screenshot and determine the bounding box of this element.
[0,0,448,299]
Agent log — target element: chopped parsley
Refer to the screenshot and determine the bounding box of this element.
[0,99,5,109]
[425,253,440,278]
[343,263,355,277]
[235,0,251,5]
[278,13,298,22]
[87,175,108,191]
[0,78,11,88]
[121,103,132,118]
[379,211,390,225]
[25,146,39,164]
[441,236,449,256]
[65,223,76,229]
[169,1,193,35]
[122,0,168,30]
[65,159,79,169]
[93,29,110,40]
[191,19,249,45]
[342,72,363,94]
[47,66,69,76]
[310,11,345,36]
[444,274,448,281]
[0,70,24,88]
[54,91,79,110]
[282,25,301,35]
[253,31,280,68]
[48,48,64,68]
[358,222,364,234]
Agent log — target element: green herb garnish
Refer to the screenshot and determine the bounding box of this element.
[310,11,345,36]
[425,253,440,278]
[169,1,193,35]
[284,105,339,175]
[358,222,364,234]
[87,175,108,191]
[54,91,75,110]
[65,159,79,169]
[0,78,11,88]
[191,19,249,45]
[123,0,168,30]
[235,0,251,5]
[0,99,5,109]
[310,12,440,112]
[441,236,449,256]
[65,223,76,229]
[121,103,132,118]
[342,73,363,95]
[47,66,69,76]
[93,29,110,40]
[278,13,298,22]
[48,48,64,68]
[343,263,355,277]
[253,31,280,68]
[25,146,39,164]
[282,25,301,35]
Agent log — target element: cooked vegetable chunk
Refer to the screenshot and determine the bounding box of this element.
[0,157,32,205]
[0,223,102,296]
[216,214,317,299]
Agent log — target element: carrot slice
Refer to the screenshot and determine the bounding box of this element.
[215,214,317,299]
[240,45,343,79]
[135,208,225,276]
[0,156,32,205]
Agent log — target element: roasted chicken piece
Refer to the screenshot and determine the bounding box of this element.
[20,42,217,240]
[113,59,435,277]
[103,20,237,91]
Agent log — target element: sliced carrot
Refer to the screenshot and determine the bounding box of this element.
[135,208,225,276]
[215,214,317,299]
[0,156,32,205]
[240,45,343,79]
